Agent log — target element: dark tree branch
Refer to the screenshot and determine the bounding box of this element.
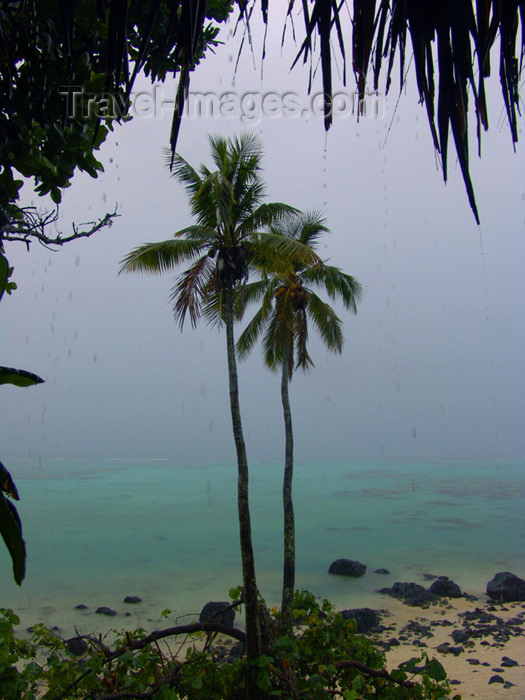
[332,658,417,689]
[66,621,246,663]
[0,206,119,250]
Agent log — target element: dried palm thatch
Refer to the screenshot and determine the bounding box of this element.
[278,0,524,222]
[4,1,523,220]
[95,1,524,220]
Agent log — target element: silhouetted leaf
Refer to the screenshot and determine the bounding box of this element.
[0,462,20,500]
[0,491,26,585]
[0,367,44,387]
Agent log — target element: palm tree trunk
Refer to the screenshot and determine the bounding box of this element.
[224,286,263,666]
[280,351,295,636]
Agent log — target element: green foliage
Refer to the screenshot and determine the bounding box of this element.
[0,367,44,388]
[0,1,232,211]
[0,360,43,587]
[0,252,16,300]
[0,463,26,585]
[0,596,460,700]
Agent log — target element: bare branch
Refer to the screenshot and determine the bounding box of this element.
[66,621,246,663]
[0,205,119,250]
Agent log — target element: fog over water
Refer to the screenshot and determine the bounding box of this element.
[1,13,524,463]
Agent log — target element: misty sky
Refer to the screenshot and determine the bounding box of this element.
[2,12,524,463]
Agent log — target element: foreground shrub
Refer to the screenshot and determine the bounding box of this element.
[0,594,460,699]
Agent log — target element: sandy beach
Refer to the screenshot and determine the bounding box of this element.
[369,597,525,699]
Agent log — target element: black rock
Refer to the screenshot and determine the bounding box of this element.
[486,572,525,603]
[340,608,381,633]
[451,629,470,644]
[95,606,117,616]
[227,641,245,661]
[436,642,464,656]
[428,576,462,598]
[66,638,88,656]
[488,675,505,684]
[466,658,480,665]
[501,657,518,668]
[75,604,88,610]
[463,593,478,602]
[374,568,390,575]
[328,559,366,577]
[381,581,438,607]
[199,601,235,628]
[124,596,142,604]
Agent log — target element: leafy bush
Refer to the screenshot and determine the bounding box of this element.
[0,596,460,699]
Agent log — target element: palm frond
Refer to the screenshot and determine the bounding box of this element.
[239,203,300,238]
[235,277,277,317]
[237,302,273,359]
[270,210,329,249]
[251,229,323,272]
[173,224,218,242]
[201,277,226,328]
[306,291,345,353]
[166,150,202,192]
[119,238,204,275]
[294,307,314,373]
[302,265,363,310]
[169,255,214,329]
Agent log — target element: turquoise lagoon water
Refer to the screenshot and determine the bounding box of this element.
[1,458,524,636]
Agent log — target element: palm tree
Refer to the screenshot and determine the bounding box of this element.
[119,133,320,675]
[237,211,362,635]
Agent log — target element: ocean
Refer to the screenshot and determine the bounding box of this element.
[1,458,524,637]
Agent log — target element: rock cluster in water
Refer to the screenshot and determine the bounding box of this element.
[378,576,465,607]
[328,558,525,607]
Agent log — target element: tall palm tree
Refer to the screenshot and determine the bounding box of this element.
[119,133,319,674]
[237,211,362,635]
